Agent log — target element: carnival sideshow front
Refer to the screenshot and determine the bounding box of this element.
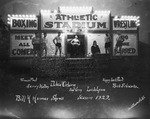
[8,6,139,59]
[3,6,150,119]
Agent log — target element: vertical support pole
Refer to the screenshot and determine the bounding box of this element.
[137,26,139,56]
[110,15,113,58]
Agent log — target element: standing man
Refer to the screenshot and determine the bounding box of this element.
[104,33,111,54]
[70,35,80,57]
[53,32,62,57]
[114,32,124,56]
[41,32,48,58]
[32,32,41,58]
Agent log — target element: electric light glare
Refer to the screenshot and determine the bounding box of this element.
[137,23,140,26]
[41,10,51,13]
[115,16,118,18]
[7,21,10,24]
[33,15,36,17]
[53,10,57,13]
[59,6,92,13]
[116,15,140,20]
[8,14,11,17]
[136,20,140,23]
[15,15,18,17]
[136,16,140,20]
[95,10,110,14]
[7,17,10,21]
[8,13,36,18]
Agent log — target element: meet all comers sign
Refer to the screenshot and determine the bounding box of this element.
[8,15,38,57]
[10,34,34,57]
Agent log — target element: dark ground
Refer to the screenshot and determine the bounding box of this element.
[0,54,150,119]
